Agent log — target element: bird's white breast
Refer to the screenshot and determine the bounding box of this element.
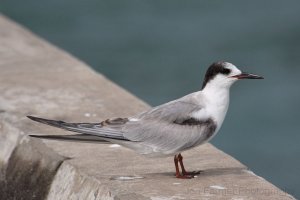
[192,87,230,133]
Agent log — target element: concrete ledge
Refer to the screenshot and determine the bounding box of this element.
[0,14,295,200]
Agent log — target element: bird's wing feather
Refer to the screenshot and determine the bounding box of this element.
[29,134,110,143]
[122,95,217,155]
[27,116,129,141]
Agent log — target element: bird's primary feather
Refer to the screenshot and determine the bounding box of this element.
[27,116,129,141]
[29,134,110,143]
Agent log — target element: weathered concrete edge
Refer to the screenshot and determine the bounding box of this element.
[0,14,295,200]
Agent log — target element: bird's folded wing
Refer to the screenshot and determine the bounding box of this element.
[122,98,216,154]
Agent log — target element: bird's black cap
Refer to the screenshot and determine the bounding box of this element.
[202,62,231,89]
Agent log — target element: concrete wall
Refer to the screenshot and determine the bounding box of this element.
[0,14,295,200]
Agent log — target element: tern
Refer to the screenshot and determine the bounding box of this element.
[28,61,263,179]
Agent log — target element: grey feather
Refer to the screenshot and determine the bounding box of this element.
[29,134,110,143]
[27,116,129,141]
[136,94,202,121]
[121,93,217,156]
[28,93,217,157]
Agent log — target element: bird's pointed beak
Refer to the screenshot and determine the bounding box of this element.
[231,72,264,79]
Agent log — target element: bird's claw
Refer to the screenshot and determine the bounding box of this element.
[175,171,202,179]
[182,170,202,176]
[176,174,194,179]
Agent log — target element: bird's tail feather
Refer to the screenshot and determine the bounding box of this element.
[29,134,110,143]
[27,116,129,141]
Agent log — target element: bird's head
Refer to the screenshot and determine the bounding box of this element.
[202,61,263,90]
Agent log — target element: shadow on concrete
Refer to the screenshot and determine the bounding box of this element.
[0,139,65,200]
[142,167,247,179]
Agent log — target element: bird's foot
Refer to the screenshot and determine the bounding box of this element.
[175,174,194,179]
[182,170,203,176]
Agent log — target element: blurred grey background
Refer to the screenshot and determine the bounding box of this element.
[1,0,299,197]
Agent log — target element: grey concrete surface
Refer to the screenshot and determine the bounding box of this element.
[0,14,295,200]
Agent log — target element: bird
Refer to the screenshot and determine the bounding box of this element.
[27,61,263,179]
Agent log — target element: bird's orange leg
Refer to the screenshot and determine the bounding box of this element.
[174,154,193,179]
[178,153,202,176]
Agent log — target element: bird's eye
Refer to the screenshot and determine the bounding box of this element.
[221,68,231,75]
